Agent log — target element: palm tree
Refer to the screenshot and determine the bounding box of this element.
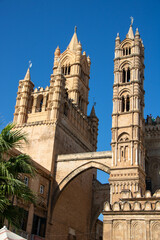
[0,123,36,228]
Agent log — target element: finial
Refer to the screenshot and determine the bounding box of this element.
[29,60,32,69]
[117,33,119,37]
[74,26,77,33]
[93,97,96,107]
[130,16,134,26]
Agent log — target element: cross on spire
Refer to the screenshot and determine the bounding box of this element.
[130,16,134,26]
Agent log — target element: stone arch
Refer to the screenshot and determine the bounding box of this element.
[117,132,130,142]
[59,161,110,192]
[60,51,75,65]
[50,161,111,222]
[119,60,132,70]
[120,39,133,48]
[119,88,131,97]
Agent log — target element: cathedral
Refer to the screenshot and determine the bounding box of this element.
[13,22,160,240]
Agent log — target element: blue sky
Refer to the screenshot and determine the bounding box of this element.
[0,0,160,183]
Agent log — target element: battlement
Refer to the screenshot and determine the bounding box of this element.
[145,115,160,137]
[145,115,160,126]
[61,96,98,149]
[104,189,160,213]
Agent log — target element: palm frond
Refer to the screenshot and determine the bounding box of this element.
[7,154,36,178]
[0,123,28,153]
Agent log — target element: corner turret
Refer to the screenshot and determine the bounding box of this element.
[14,67,34,124]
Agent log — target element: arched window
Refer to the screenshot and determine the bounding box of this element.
[127,68,130,82]
[123,69,126,83]
[62,65,71,75]
[123,48,125,56]
[126,96,130,111]
[36,95,43,112]
[122,96,125,112]
[46,94,49,109]
[68,65,71,75]
[65,67,67,75]
[39,98,43,112]
[129,47,131,54]
[126,48,128,55]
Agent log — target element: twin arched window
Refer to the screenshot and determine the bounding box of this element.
[62,65,71,75]
[122,68,130,83]
[122,95,130,112]
[123,47,131,56]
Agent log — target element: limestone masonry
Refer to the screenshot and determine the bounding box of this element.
[13,23,160,239]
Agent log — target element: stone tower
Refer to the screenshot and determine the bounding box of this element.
[109,23,146,203]
[13,28,99,239]
[13,28,98,171]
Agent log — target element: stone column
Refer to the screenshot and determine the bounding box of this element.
[32,96,37,113]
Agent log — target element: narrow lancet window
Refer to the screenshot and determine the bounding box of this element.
[126,96,130,111]
[39,98,43,112]
[126,48,128,55]
[122,96,125,112]
[127,68,130,82]
[123,69,126,83]
[68,66,71,75]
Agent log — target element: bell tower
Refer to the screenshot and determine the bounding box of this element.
[109,22,146,203]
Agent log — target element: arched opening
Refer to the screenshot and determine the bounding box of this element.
[49,163,110,240]
[129,47,131,54]
[122,96,125,112]
[39,99,43,112]
[62,65,71,75]
[126,95,130,111]
[68,65,71,75]
[36,95,43,112]
[127,68,130,82]
[126,48,128,55]
[123,48,125,56]
[122,69,126,83]
[46,94,49,110]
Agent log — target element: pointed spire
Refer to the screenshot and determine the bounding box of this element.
[24,68,31,81]
[68,26,79,51]
[126,17,134,39]
[90,105,96,117]
[135,28,140,39]
[54,46,60,56]
[127,25,134,39]
[116,33,120,40]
